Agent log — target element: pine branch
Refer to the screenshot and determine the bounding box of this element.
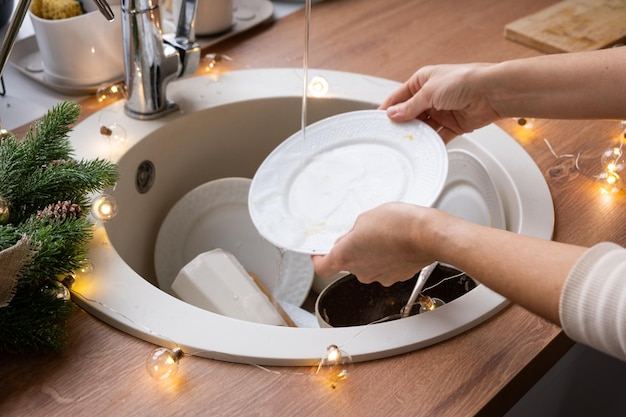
[0,287,75,353]
[10,158,118,223]
[0,224,21,251]
[22,101,78,164]
[0,101,118,223]
[0,100,120,353]
[0,102,78,193]
[16,215,94,288]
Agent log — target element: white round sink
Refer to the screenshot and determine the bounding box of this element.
[68,68,554,365]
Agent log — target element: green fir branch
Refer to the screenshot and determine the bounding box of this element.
[0,287,75,353]
[0,100,119,353]
[16,215,94,288]
[0,224,21,251]
[21,101,78,164]
[0,101,118,223]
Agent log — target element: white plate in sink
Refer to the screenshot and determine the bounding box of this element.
[249,109,448,255]
[154,177,314,307]
[435,148,506,229]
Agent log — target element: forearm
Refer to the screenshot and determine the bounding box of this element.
[424,211,587,324]
[482,47,626,120]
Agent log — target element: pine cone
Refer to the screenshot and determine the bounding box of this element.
[37,201,83,222]
[41,159,73,170]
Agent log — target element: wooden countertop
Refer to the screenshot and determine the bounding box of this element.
[3,0,625,415]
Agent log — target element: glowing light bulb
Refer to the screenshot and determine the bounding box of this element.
[308,76,329,97]
[56,282,71,301]
[96,81,127,104]
[146,347,184,381]
[597,171,623,195]
[40,281,71,301]
[607,172,619,185]
[91,194,118,222]
[601,147,625,173]
[515,117,535,129]
[418,295,445,313]
[77,260,94,276]
[317,344,353,388]
[200,53,233,74]
[60,274,75,289]
[99,123,127,143]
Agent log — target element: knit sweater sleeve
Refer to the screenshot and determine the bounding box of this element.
[560,242,626,361]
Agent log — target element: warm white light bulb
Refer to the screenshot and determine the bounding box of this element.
[100,123,128,143]
[317,344,353,388]
[597,171,623,195]
[96,81,127,104]
[515,117,535,129]
[308,76,329,97]
[418,295,445,313]
[60,274,75,289]
[146,347,184,381]
[601,147,625,173]
[91,194,118,222]
[78,261,94,275]
[56,283,71,301]
[200,53,232,74]
[607,171,619,185]
[41,281,71,301]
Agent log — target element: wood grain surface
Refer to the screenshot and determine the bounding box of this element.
[505,0,626,53]
[3,0,625,416]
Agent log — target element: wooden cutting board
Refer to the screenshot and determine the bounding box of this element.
[505,0,626,53]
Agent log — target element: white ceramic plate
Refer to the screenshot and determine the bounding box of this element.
[435,148,506,229]
[154,177,314,306]
[249,109,448,254]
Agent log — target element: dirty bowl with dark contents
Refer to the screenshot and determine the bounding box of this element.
[315,264,477,327]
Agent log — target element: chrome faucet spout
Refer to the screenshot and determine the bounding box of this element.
[0,0,32,81]
[121,0,200,120]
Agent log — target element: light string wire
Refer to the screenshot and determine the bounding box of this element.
[543,137,582,172]
[70,288,181,351]
[542,120,626,189]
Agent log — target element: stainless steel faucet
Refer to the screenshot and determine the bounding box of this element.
[0,0,200,121]
[121,0,201,119]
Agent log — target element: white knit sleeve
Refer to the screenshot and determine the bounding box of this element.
[560,242,626,361]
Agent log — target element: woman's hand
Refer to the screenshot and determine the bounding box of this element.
[380,63,502,142]
[312,200,584,324]
[312,202,440,287]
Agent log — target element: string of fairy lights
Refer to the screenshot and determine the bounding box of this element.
[515,117,626,195]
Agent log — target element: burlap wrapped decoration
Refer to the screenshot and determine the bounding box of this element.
[0,236,35,308]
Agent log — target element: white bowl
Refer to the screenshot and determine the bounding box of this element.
[155,177,314,307]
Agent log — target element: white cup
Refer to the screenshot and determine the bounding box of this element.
[29,0,124,87]
[173,0,233,36]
